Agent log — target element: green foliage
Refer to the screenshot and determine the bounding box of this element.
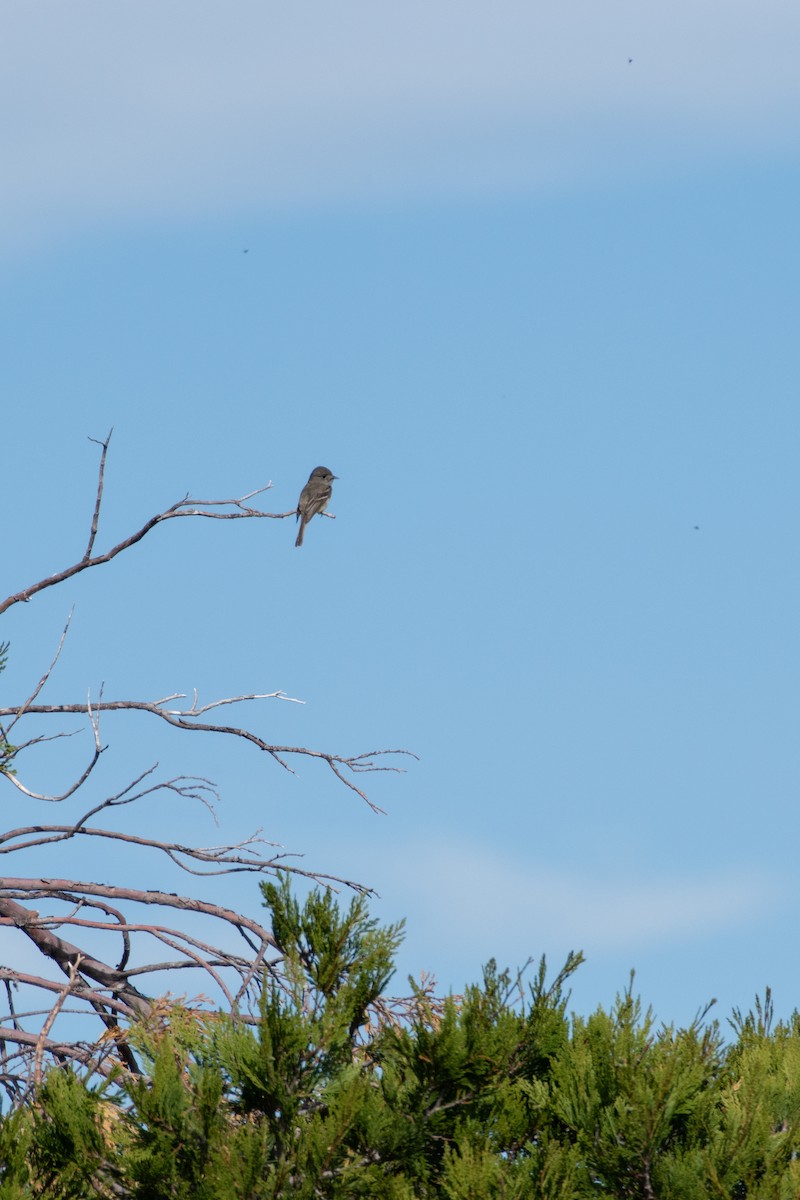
[0,1104,33,1199]
[17,1070,114,1199]
[261,871,404,1043]
[0,641,16,776]
[709,997,800,1199]
[541,979,725,1197]
[3,877,800,1197]
[124,1033,225,1198]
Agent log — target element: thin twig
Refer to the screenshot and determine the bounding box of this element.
[83,430,112,560]
[0,455,279,617]
[5,612,75,736]
[0,696,413,807]
[4,685,104,802]
[0,434,417,1099]
[33,957,83,1089]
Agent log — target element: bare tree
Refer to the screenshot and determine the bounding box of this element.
[0,433,411,1105]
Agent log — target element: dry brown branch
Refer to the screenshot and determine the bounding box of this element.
[0,873,281,1094]
[4,695,103,803]
[84,432,111,559]
[33,956,83,1089]
[0,872,272,1076]
[3,612,75,738]
[0,822,315,879]
[0,693,413,811]
[0,894,151,1013]
[0,763,377,1092]
[0,433,416,1102]
[0,783,382,1098]
[0,1025,119,1078]
[0,967,128,1016]
[0,429,282,617]
[1,882,276,947]
[70,766,221,828]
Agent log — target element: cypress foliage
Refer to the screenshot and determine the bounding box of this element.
[3,875,800,1197]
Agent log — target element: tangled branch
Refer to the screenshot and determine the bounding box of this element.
[0,432,416,1103]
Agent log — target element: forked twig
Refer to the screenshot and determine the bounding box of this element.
[0,431,280,617]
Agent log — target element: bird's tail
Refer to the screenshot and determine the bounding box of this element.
[295,518,305,548]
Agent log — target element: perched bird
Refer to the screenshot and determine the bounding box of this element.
[295,466,337,547]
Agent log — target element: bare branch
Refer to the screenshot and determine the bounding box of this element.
[4,693,103,802]
[0,1026,120,1077]
[0,434,281,616]
[70,767,220,829]
[0,693,414,808]
[4,612,75,737]
[83,429,112,560]
[33,956,83,1089]
[1,882,275,945]
[0,895,151,1011]
[0,435,417,1100]
[0,822,372,893]
[0,968,142,1021]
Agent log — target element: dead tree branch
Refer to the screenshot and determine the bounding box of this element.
[0,429,285,617]
[0,433,416,1103]
[0,693,413,812]
[33,956,83,1089]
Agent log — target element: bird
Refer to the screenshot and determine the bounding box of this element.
[295,466,337,547]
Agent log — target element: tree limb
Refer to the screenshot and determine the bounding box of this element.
[0,431,283,617]
[0,693,413,811]
[0,433,416,1103]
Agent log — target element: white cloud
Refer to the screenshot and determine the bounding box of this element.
[381,839,784,963]
[3,1,800,253]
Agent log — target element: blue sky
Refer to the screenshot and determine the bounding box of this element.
[2,1,800,1030]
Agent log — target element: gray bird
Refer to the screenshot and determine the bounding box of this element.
[295,466,337,547]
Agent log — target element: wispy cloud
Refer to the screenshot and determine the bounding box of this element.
[3,1,800,254]
[380,839,785,967]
